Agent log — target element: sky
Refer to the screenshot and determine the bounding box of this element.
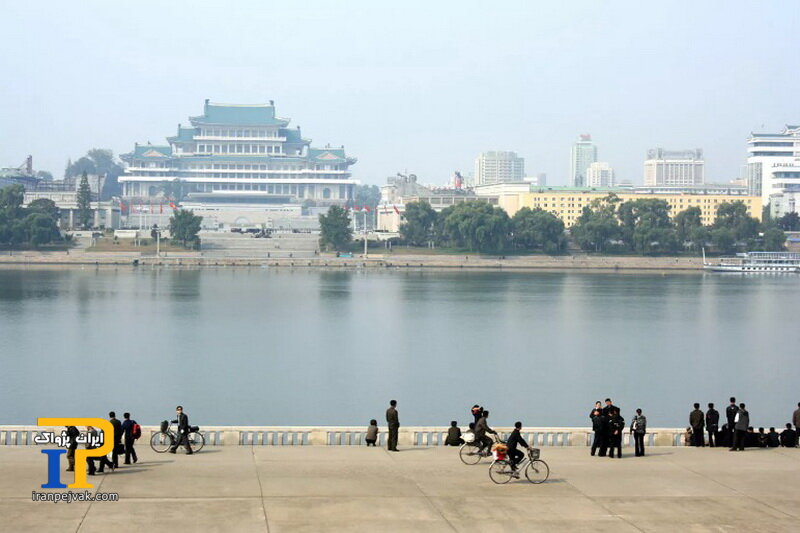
[1,1,799,186]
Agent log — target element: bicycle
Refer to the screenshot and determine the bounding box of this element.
[489,446,550,484]
[459,433,503,465]
[150,420,205,453]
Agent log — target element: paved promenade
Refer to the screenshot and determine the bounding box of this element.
[1,445,798,532]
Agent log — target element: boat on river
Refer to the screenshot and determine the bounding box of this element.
[703,251,800,273]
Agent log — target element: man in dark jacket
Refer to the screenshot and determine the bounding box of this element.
[386,400,399,452]
[731,402,749,451]
[607,409,625,458]
[120,412,138,464]
[602,398,617,418]
[506,422,529,475]
[690,403,705,447]
[109,412,123,467]
[706,403,720,447]
[474,410,497,456]
[767,427,780,447]
[65,425,80,472]
[86,425,114,475]
[780,423,798,447]
[726,397,738,448]
[169,405,193,454]
[444,421,463,446]
[590,409,607,457]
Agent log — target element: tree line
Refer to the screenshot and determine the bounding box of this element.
[391,195,786,254]
[0,185,63,248]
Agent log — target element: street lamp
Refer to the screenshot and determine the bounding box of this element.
[151,224,161,257]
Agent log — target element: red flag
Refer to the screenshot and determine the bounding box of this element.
[393,205,401,215]
[364,205,371,213]
[160,202,163,214]
[169,202,177,210]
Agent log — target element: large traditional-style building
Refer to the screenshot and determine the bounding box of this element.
[119,100,357,226]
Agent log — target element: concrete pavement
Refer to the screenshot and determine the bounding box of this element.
[1,445,798,532]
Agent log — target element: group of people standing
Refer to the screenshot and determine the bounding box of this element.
[65,412,140,476]
[590,399,641,458]
[688,399,800,450]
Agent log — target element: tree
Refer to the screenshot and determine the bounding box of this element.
[319,205,352,251]
[352,184,381,209]
[617,199,677,253]
[711,227,736,254]
[512,207,566,253]
[65,149,124,199]
[28,198,60,221]
[777,211,800,231]
[399,201,438,246]
[168,209,202,248]
[76,172,93,229]
[713,202,759,243]
[570,195,621,252]
[674,207,703,243]
[24,213,59,247]
[35,170,53,181]
[436,201,511,252]
[762,227,786,251]
[159,179,186,202]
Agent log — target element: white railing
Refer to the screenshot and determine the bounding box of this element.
[0,426,686,447]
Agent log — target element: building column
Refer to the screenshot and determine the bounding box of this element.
[68,210,74,229]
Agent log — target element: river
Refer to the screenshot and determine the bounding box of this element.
[1,267,797,429]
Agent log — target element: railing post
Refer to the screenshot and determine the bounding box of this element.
[568,431,587,446]
[399,428,414,447]
[222,430,239,446]
[309,428,327,446]
[654,431,674,447]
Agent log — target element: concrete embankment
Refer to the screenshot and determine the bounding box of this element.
[0,250,704,271]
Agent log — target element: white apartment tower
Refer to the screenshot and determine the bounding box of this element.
[746,125,800,208]
[644,148,704,186]
[585,161,615,187]
[473,151,525,186]
[570,134,597,187]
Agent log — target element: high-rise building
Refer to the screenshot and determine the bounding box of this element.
[585,162,615,187]
[570,134,597,187]
[644,148,704,186]
[473,151,525,186]
[746,125,800,207]
[119,100,357,209]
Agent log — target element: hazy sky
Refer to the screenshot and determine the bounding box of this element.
[2,1,798,186]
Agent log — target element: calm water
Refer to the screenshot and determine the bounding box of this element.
[1,267,798,429]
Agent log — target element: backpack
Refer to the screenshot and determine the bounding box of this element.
[132,423,142,440]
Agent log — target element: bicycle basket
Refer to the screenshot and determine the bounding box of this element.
[160,420,169,433]
[190,425,199,433]
[530,447,540,460]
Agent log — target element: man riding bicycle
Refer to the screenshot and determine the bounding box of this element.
[506,421,529,474]
[474,410,497,456]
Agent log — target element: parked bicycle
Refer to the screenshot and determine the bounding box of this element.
[488,445,549,484]
[459,433,503,465]
[150,420,205,453]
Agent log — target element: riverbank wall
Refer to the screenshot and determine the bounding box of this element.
[0,251,703,271]
[2,425,687,447]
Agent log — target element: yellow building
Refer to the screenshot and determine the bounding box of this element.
[474,185,761,227]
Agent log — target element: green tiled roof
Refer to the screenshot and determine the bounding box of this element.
[190,102,289,126]
[308,147,347,161]
[167,127,199,143]
[132,145,173,158]
[282,128,309,145]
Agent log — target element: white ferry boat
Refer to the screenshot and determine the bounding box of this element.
[703,251,800,273]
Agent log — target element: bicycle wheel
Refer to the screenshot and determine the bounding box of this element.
[188,432,205,452]
[459,444,482,465]
[489,460,514,484]
[525,459,550,484]
[150,431,173,453]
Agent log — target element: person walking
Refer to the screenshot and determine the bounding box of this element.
[726,397,738,448]
[108,412,123,468]
[630,408,647,457]
[731,402,749,451]
[86,425,114,475]
[65,425,80,472]
[689,403,705,447]
[706,403,720,447]
[386,400,399,452]
[120,412,138,464]
[607,409,625,458]
[169,405,193,455]
[590,408,607,457]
